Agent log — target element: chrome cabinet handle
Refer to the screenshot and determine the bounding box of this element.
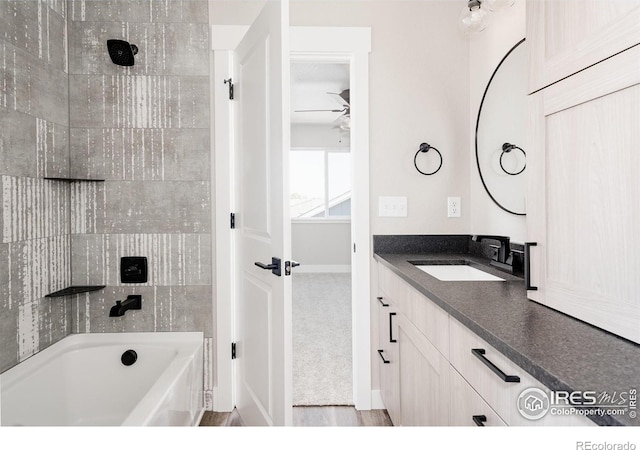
[472,349,520,383]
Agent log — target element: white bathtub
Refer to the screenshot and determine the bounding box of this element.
[0,332,204,426]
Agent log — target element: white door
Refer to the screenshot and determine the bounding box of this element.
[233,0,292,426]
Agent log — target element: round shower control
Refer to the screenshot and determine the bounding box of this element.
[121,349,138,366]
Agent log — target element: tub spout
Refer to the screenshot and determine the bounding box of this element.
[109,295,142,317]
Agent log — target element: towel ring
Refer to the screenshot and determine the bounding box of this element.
[499,143,526,176]
[414,143,443,176]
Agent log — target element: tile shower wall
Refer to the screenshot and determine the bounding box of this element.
[0,0,72,373]
[67,0,213,408]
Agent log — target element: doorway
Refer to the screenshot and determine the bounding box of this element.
[212,25,372,422]
[290,60,353,405]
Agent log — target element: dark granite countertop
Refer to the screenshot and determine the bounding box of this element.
[374,237,640,427]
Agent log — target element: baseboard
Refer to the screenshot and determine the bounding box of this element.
[296,264,352,273]
[194,407,206,426]
[371,389,385,410]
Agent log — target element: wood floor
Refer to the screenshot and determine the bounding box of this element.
[199,407,392,427]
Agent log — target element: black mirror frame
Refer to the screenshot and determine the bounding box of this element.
[475,37,526,216]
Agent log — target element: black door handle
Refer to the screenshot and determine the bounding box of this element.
[524,242,538,291]
[284,260,300,276]
[389,312,397,343]
[472,349,520,383]
[377,349,390,364]
[473,415,487,426]
[377,296,389,307]
[255,257,281,277]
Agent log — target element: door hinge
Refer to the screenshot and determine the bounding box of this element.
[224,78,234,100]
[230,212,236,229]
[231,342,236,359]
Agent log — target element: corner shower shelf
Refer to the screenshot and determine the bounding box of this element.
[45,285,106,298]
[44,177,105,182]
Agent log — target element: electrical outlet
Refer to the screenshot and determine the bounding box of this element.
[448,197,461,218]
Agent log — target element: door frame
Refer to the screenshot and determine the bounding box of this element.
[212,25,372,412]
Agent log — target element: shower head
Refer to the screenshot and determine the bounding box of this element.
[107,39,138,66]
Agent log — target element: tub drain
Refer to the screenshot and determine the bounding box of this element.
[121,349,137,366]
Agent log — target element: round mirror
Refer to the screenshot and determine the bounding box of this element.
[476,38,526,216]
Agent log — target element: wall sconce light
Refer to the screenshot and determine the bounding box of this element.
[459,0,515,34]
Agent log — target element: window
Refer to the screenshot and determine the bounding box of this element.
[290,148,351,220]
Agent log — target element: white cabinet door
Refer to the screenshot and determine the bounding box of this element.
[449,366,507,427]
[527,0,640,93]
[397,313,450,426]
[527,45,640,344]
[376,293,400,425]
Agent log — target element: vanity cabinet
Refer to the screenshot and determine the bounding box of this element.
[376,263,594,427]
[526,11,640,343]
[527,0,640,93]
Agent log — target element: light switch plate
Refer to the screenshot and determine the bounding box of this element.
[379,196,407,217]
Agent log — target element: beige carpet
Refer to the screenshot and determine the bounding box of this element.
[293,273,353,406]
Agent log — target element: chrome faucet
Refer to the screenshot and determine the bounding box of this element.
[471,235,514,274]
[109,295,142,317]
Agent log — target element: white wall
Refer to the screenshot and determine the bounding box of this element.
[292,222,351,266]
[291,2,471,237]
[469,0,527,243]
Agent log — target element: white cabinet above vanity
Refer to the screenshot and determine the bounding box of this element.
[525,0,640,344]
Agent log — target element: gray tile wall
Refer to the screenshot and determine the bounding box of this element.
[0,0,72,373]
[67,0,213,408]
[1,0,214,410]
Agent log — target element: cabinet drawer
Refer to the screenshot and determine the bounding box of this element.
[450,366,507,427]
[449,317,594,426]
[378,264,449,358]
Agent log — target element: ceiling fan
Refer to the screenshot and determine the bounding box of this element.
[295,89,351,130]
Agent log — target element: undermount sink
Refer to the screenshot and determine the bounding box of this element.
[409,260,505,282]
